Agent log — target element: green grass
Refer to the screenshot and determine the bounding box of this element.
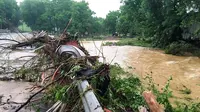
[79,36,106,41]
[104,38,151,47]
[104,37,200,57]
[18,22,32,32]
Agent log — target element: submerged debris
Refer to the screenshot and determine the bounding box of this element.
[0,30,111,112]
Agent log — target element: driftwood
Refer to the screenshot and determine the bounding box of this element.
[10,31,51,49]
[143,91,164,112]
[1,29,109,112]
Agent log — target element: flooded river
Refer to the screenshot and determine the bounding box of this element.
[82,41,200,103]
[0,34,199,111]
[0,33,36,111]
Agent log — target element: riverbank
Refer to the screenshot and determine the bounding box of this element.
[104,38,200,57]
[104,38,151,47]
[82,41,200,109]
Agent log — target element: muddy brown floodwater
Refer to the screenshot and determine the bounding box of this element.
[0,39,199,111]
[0,81,35,112]
[82,41,200,103]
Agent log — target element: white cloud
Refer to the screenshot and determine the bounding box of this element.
[16,0,121,18]
[76,0,121,18]
[16,0,23,5]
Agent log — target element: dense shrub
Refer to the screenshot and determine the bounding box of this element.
[165,41,200,56]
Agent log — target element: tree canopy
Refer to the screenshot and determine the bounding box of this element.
[115,0,200,49]
[104,11,120,34]
[1,0,200,50]
[20,0,105,36]
[0,0,20,29]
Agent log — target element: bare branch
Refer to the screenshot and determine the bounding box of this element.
[15,74,68,112]
[0,39,20,43]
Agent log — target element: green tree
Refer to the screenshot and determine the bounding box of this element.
[120,0,200,49]
[20,0,46,30]
[104,11,120,34]
[116,6,132,36]
[49,0,74,32]
[20,0,102,35]
[91,17,105,35]
[69,1,94,35]
[0,0,20,29]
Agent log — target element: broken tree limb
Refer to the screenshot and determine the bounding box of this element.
[15,75,67,112]
[60,18,73,39]
[0,38,20,43]
[10,31,50,49]
[143,91,164,112]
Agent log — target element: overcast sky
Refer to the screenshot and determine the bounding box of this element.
[16,0,121,18]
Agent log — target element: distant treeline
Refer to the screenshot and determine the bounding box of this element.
[1,0,200,54]
[106,0,200,55]
[116,0,200,49]
[0,0,106,35]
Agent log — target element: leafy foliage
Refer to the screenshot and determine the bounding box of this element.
[20,0,46,31]
[104,65,200,112]
[147,76,173,112]
[116,11,132,36]
[104,11,120,34]
[92,64,146,111]
[20,0,105,35]
[0,0,20,29]
[174,102,200,112]
[114,0,200,56]
[165,41,200,56]
[18,22,32,32]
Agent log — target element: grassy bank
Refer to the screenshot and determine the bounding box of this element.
[104,38,151,47]
[104,37,200,57]
[79,36,106,41]
[18,22,32,32]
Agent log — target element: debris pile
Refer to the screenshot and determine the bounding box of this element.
[0,29,166,112]
[0,30,110,112]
